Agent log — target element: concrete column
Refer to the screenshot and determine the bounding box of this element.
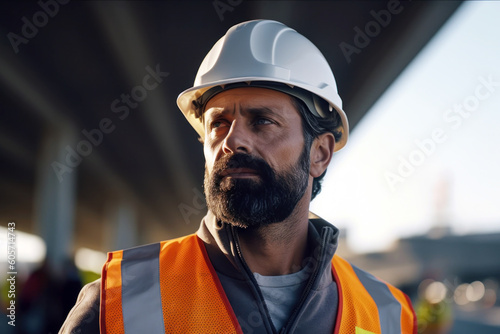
[109,200,138,250]
[34,125,77,274]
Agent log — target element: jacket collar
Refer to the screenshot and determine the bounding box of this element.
[196,210,340,288]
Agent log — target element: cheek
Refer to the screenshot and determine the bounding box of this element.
[203,141,219,173]
[265,137,304,170]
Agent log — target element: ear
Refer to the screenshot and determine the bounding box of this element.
[309,132,335,178]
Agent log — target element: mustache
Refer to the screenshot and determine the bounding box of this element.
[212,153,273,181]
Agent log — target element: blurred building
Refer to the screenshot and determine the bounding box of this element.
[342,229,500,333]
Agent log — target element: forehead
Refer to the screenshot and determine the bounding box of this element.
[204,87,297,113]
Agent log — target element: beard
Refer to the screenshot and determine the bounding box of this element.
[204,145,310,229]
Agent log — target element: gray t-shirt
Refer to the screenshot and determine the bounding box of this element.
[253,265,311,331]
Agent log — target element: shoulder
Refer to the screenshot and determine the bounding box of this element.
[333,254,408,301]
[332,255,417,332]
[59,279,101,334]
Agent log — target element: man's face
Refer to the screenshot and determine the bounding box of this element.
[203,87,311,228]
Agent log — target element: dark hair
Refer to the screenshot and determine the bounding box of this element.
[289,96,342,200]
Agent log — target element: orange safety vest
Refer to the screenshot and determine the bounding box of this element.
[101,234,416,333]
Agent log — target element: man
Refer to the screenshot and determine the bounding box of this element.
[61,20,416,333]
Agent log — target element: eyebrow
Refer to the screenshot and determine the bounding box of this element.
[244,106,276,115]
[205,105,285,122]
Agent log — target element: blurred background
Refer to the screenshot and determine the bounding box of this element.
[0,1,499,333]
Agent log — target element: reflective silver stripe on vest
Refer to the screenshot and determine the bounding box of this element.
[121,243,165,334]
[352,265,402,333]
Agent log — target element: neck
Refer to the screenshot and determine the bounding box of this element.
[236,195,311,276]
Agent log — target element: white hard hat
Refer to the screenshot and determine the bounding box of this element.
[177,19,349,151]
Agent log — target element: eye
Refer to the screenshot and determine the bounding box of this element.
[254,117,274,126]
[209,119,229,131]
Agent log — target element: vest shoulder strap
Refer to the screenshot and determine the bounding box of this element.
[101,234,242,334]
[332,255,417,334]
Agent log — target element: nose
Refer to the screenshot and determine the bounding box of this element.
[222,120,251,154]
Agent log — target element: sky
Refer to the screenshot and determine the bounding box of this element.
[311,1,500,253]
